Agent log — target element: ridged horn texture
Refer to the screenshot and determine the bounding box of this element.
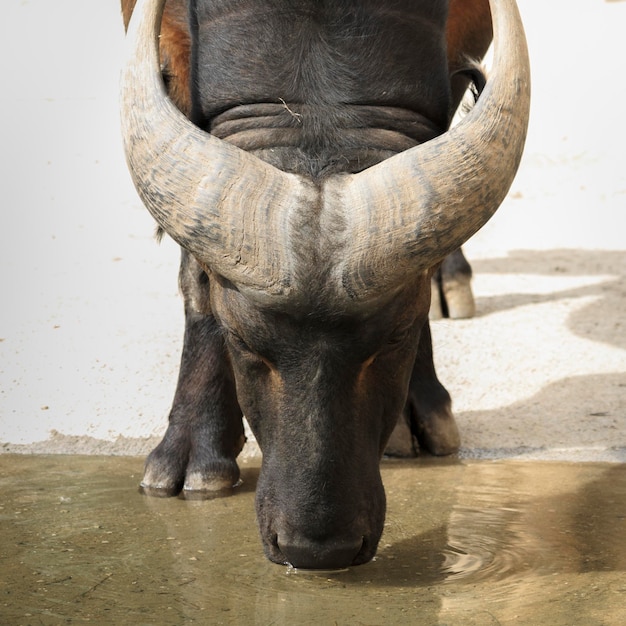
[329,0,531,300]
[120,0,316,298]
[121,0,530,305]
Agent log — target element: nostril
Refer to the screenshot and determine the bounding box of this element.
[277,536,364,570]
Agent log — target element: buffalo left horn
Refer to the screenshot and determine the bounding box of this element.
[327,0,531,301]
[120,0,316,299]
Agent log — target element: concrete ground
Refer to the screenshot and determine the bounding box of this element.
[1,0,625,461]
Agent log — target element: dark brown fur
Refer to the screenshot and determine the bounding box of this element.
[121,0,492,119]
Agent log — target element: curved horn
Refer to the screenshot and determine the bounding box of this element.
[120,0,314,297]
[329,0,531,301]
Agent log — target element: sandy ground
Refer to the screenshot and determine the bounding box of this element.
[1,0,624,461]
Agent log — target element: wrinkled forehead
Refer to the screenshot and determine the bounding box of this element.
[213,271,430,334]
[237,282,404,316]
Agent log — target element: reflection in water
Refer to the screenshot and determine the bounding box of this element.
[443,465,538,582]
[0,456,624,625]
[439,462,626,624]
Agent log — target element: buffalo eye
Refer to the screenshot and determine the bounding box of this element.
[226,330,255,355]
[385,326,412,349]
[225,330,274,371]
[362,326,413,370]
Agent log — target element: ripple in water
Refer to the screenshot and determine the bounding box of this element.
[441,474,552,583]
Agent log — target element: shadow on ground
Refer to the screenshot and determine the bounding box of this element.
[471,249,625,351]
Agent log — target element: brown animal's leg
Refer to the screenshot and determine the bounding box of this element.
[407,321,460,455]
[430,248,475,320]
[121,0,192,116]
[141,250,245,497]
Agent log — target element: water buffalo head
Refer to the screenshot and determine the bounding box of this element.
[121,0,530,568]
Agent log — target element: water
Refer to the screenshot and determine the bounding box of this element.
[1,455,624,625]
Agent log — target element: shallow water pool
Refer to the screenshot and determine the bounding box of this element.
[1,455,624,624]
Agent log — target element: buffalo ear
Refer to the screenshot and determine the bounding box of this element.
[451,61,487,100]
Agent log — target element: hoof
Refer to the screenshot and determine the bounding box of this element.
[442,277,475,319]
[139,482,181,498]
[140,449,185,497]
[182,461,241,499]
[141,444,240,499]
[413,408,460,456]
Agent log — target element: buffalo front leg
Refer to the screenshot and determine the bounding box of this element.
[430,248,475,320]
[141,251,245,497]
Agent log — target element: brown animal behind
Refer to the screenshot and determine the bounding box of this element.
[448,0,493,64]
[447,0,493,108]
[122,0,192,115]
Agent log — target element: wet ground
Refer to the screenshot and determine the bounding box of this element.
[1,455,624,625]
